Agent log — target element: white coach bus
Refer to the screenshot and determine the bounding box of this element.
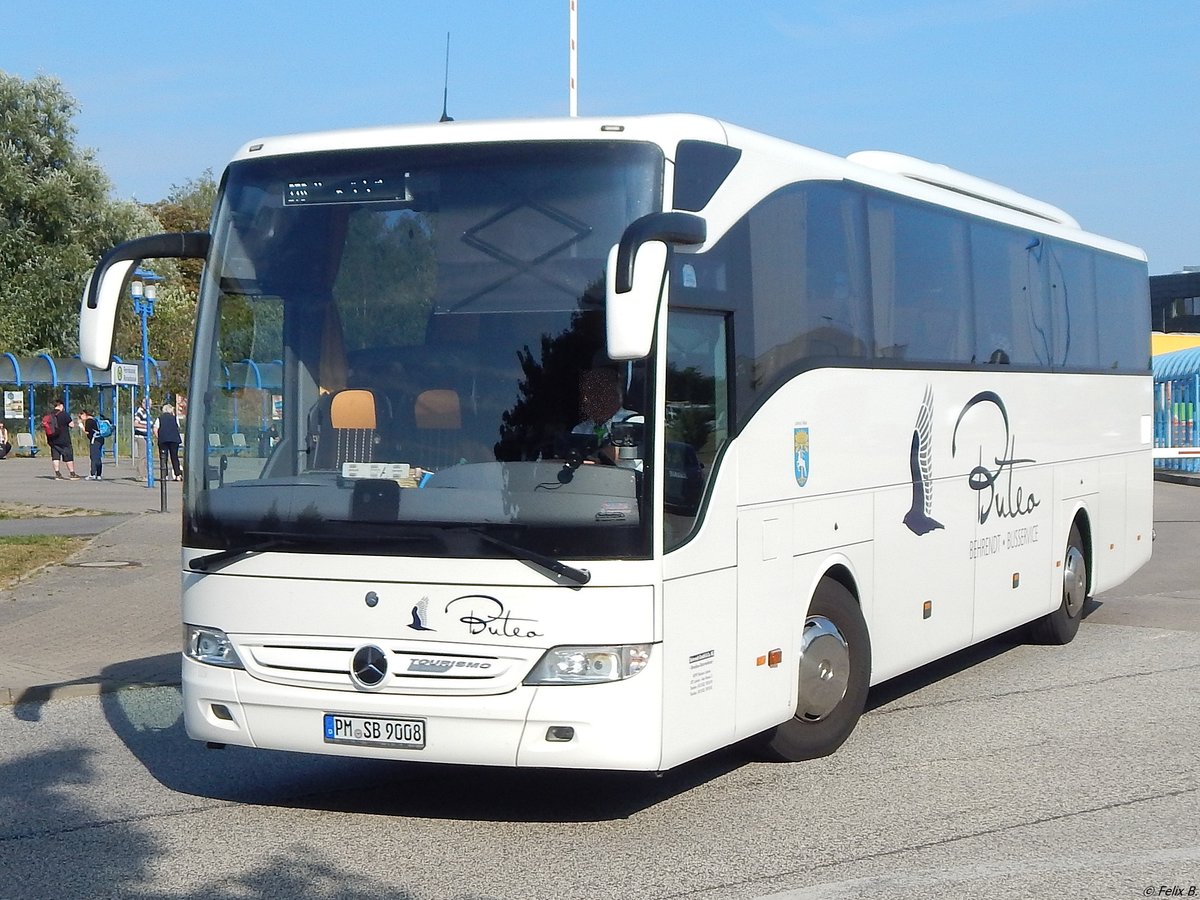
[79,114,1152,770]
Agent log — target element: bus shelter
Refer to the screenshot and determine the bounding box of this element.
[213,359,283,456]
[1153,346,1200,473]
[0,353,163,459]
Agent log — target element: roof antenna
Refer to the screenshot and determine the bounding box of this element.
[439,32,454,123]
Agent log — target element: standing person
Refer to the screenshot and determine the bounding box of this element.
[133,397,149,441]
[47,399,79,480]
[133,396,150,466]
[0,421,10,459]
[80,410,105,480]
[153,402,183,481]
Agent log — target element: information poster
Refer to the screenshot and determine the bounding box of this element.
[3,391,24,419]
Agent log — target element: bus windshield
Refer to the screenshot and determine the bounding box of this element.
[186,140,663,561]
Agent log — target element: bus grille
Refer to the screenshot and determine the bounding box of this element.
[237,638,537,695]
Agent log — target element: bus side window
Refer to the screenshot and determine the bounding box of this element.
[664,309,729,548]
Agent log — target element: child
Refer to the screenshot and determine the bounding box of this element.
[80,410,105,480]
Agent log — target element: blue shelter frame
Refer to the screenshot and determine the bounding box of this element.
[1153,347,1200,473]
[0,353,163,459]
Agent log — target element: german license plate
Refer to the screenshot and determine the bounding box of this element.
[323,713,425,749]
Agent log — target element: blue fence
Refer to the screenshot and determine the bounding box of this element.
[1153,347,1200,473]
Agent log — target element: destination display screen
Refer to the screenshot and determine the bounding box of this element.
[285,175,412,205]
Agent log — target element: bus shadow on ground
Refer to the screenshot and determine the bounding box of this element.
[96,656,747,822]
[864,597,1102,712]
[97,601,1099,822]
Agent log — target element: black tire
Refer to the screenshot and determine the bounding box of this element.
[1030,523,1088,645]
[756,579,872,762]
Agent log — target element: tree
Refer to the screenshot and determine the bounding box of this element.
[0,71,159,354]
[113,170,219,398]
[146,170,216,290]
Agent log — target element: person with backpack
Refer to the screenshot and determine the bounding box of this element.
[80,410,110,480]
[45,399,79,480]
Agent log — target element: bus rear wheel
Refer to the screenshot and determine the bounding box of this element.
[757,579,871,762]
[1030,523,1088,645]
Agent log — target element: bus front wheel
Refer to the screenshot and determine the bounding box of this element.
[1030,523,1088,645]
[757,579,871,762]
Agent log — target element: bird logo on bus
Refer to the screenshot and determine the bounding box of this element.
[903,386,944,536]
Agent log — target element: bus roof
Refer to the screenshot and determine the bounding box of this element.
[228,113,1146,263]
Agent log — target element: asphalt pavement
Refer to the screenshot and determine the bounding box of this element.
[0,454,182,705]
[0,449,1194,707]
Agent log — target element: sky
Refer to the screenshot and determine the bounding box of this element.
[4,0,1197,274]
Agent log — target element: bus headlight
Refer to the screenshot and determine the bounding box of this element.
[185,625,244,669]
[524,644,652,685]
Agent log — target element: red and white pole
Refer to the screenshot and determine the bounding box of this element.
[569,0,578,117]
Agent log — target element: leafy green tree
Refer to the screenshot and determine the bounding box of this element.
[0,71,159,354]
[146,169,216,289]
[116,170,219,397]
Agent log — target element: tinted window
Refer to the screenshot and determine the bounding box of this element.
[870,197,971,362]
[743,183,872,395]
[1097,253,1152,371]
[971,223,1049,366]
[669,179,1149,437]
[664,309,729,548]
[673,141,742,212]
[1047,239,1100,368]
[670,182,873,422]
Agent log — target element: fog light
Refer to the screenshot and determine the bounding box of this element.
[211,704,234,721]
[546,726,575,742]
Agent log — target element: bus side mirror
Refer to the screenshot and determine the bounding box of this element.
[79,231,211,369]
[606,241,667,361]
[606,212,705,361]
[79,259,138,370]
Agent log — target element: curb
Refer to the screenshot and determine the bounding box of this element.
[1154,470,1200,487]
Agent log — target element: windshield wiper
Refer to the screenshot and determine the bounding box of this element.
[463,529,591,585]
[189,537,291,573]
[189,529,432,573]
[191,526,590,585]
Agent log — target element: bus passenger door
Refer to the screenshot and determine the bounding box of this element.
[735,506,797,736]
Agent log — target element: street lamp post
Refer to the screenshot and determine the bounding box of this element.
[130,270,160,488]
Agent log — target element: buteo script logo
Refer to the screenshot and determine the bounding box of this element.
[952,391,1041,525]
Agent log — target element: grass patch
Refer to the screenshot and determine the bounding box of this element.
[0,503,103,519]
[0,535,88,585]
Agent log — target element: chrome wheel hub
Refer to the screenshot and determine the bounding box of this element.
[1063,545,1086,618]
[798,615,850,721]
